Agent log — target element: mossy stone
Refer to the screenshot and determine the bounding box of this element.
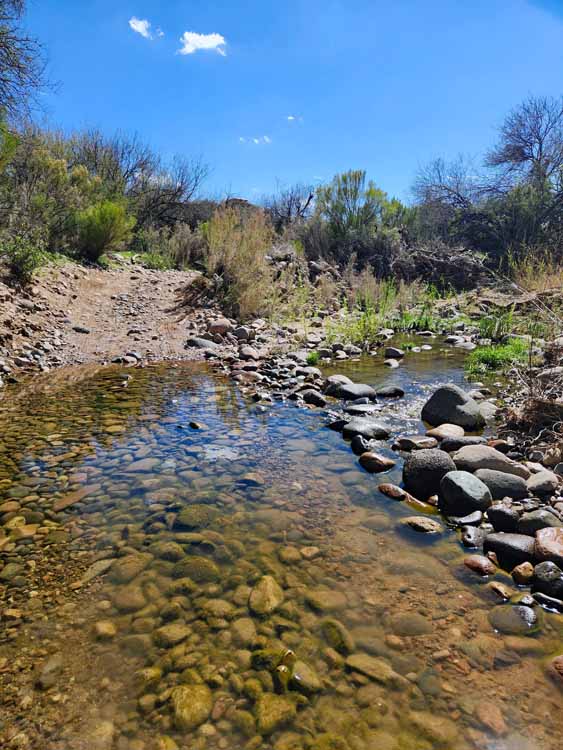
[175,504,218,530]
[255,693,297,735]
[170,684,212,731]
[172,556,220,583]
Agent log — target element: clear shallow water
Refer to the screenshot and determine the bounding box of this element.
[0,354,562,750]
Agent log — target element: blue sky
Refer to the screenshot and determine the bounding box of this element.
[26,0,563,202]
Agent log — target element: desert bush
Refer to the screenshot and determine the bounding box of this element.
[204,206,274,319]
[1,230,46,285]
[75,201,135,262]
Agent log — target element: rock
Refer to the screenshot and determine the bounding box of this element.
[35,653,63,689]
[408,711,458,746]
[475,702,508,736]
[323,374,353,396]
[519,509,563,536]
[170,684,212,731]
[232,618,257,647]
[474,469,529,500]
[461,525,488,548]
[125,458,160,473]
[291,661,322,694]
[512,561,534,586]
[395,435,438,451]
[488,502,520,533]
[547,655,563,689]
[402,449,456,499]
[488,604,541,635]
[233,325,251,340]
[439,471,492,515]
[186,337,219,350]
[109,554,152,584]
[306,589,347,612]
[53,483,102,512]
[172,556,220,583]
[452,445,530,479]
[426,423,465,440]
[72,325,91,334]
[527,471,559,496]
[403,516,443,534]
[80,559,114,584]
[342,418,390,440]
[440,436,488,452]
[532,561,563,600]
[389,612,432,636]
[321,619,355,655]
[535,527,563,567]
[384,358,400,368]
[255,693,296,735]
[335,383,376,401]
[359,452,396,473]
[346,654,400,686]
[87,720,115,750]
[149,541,185,561]
[421,384,485,430]
[344,402,381,416]
[175,504,218,529]
[93,621,117,641]
[350,435,372,455]
[301,389,327,407]
[384,347,405,359]
[154,623,191,647]
[208,317,232,335]
[376,386,404,398]
[112,584,147,613]
[483,533,536,570]
[249,576,284,615]
[464,555,496,576]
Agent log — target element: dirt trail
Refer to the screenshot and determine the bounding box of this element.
[1,262,214,378]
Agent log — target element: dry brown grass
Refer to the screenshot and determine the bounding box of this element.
[509,248,563,294]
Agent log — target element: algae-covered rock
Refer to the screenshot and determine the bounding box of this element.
[232,709,256,737]
[307,734,350,750]
[172,556,220,583]
[170,684,212,731]
[321,619,355,655]
[109,553,152,584]
[249,575,284,615]
[232,617,258,647]
[256,693,297,735]
[291,660,322,694]
[175,504,218,530]
[153,622,191,647]
[345,654,397,685]
[149,541,185,561]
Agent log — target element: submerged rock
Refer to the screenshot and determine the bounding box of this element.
[403,516,443,534]
[255,693,296,735]
[345,654,399,685]
[342,418,390,440]
[488,604,541,635]
[321,619,355,655]
[249,575,284,615]
[359,452,396,473]
[170,684,212,731]
[421,384,485,430]
[175,503,218,530]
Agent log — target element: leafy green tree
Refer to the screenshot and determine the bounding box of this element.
[75,201,135,262]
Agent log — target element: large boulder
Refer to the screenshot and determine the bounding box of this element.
[439,471,492,516]
[403,449,456,500]
[324,374,353,396]
[421,384,485,430]
[452,445,530,479]
[518,509,563,536]
[342,418,390,440]
[483,533,536,570]
[170,684,212,731]
[527,471,559,496]
[532,561,563,601]
[474,469,528,500]
[336,383,376,401]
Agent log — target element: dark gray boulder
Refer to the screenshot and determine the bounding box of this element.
[532,561,563,601]
[402,449,456,500]
[300,389,327,407]
[439,471,492,516]
[376,386,405,399]
[461,526,488,548]
[342,418,390,440]
[421,384,485,430]
[488,503,520,533]
[336,383,376,401]
[186,337,219,350]
[518,509,563,536]
[483,532,536,570]
[440,436,487,452]
[324,374,353,396]
[474,469,529,501]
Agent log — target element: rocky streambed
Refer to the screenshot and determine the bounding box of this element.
[0,348,562,750]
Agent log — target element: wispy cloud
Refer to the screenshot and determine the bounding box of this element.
[129,17,153,39]
[239,135,272,145]
[178,31,227,56]
[287,115,304,123]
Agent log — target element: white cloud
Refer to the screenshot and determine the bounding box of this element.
[287,115,303,123]
[239,136,271,146]
[178,31,226,56]
[287,115,296,121]
[129,17,153,39]
[156,28,165,38]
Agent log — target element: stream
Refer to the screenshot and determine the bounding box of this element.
[0,344,562,750]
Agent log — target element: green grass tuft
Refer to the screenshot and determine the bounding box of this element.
[465,338,530,374]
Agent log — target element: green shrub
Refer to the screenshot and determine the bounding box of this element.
[1,232,46,286]
[142,251,174,270]
[466,338,530,374]
[306,351,320,366]
[75,201,135,262]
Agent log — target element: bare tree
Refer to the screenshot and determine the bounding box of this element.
[413,155,483,210]
[0,1,46,121]
[263,181,314,232]
[486,95,563,191]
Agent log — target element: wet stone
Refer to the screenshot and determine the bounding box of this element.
[249,575,284,615]
[489,604,541,635]
[170,684,212,731]
[255,693,297,735]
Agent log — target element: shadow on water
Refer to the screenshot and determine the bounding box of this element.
[0,353,561,750]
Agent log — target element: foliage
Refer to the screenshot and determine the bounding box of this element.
[465,338,530,374]
[306,351,320,366]
[204,206,274,319]
[1,229,45,285]
[75,201,135,262]
[478,307,514,342]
